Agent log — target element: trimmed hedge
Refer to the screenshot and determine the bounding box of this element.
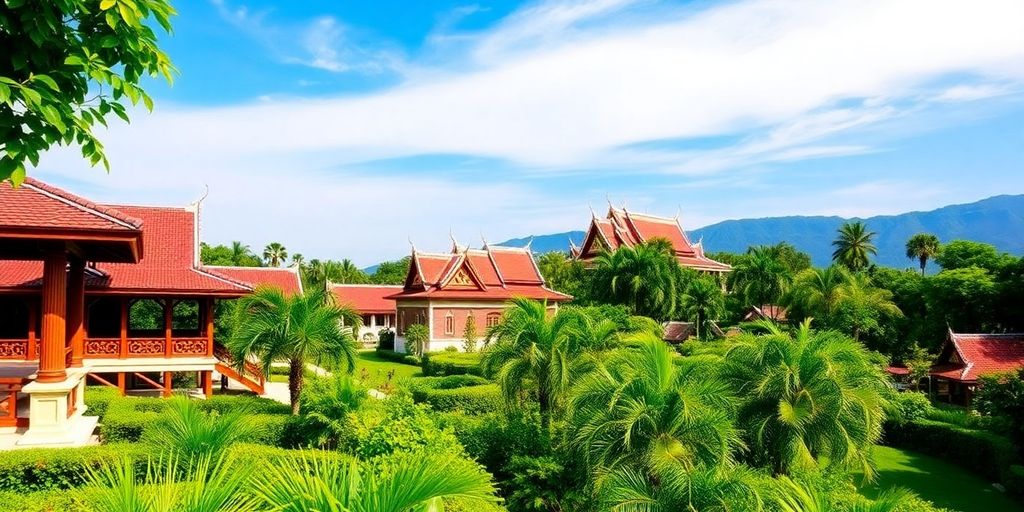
[83,385,122,420]
[421,352,483,377]
[375,348,421,366]
[412,383,501,414]
[0,443,147,493]
[0,489,94,511]
[883,418,1019,485]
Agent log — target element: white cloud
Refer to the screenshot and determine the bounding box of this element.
[35,0,1024,261]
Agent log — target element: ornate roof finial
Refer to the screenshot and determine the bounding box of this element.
[408,237,417,253]
[524,236,534,251]
[606,194,614,212]
[449,229,460,253]
[589,203,598,219]
[480,231,489,249]
[675,205,682,221]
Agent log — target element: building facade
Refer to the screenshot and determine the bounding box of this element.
[388,243,571,353]
[927,330,1024,405]
[330,284,400,345]
[572,206,731,273]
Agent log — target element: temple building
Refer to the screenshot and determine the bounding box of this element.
[571,206,731,273]
[387,242,571,353]
[330,284,400,345]
[928,330,1024,405]
[0,178,300,446]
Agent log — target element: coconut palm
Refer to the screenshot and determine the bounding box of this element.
[835,273,903,342]
[592,239,682,320]
[775,477,919,512]
[568,333,740,475]
[230,241,256,266]
[786,265,851,324]
[597,464,765,512]
[681,275,725,339]
[482,298,595,430]
[905,233,940,275]
[290,253,305,267]
[263,242,288,267]
[832,221,877,271]
[730,245,792,311]
[252,452,499,512]
[721,321,887,477]
[229,287,359,414]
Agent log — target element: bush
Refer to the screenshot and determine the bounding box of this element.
[883,391,933,424]
[378,329,395,350]
[375,348,421,366]
[412,383,501,414]
[882,418,1017,482]
[412,375,490,390]
[422,351,483,377]
[345,395,463,459]
[0,444,147,493]
[84,385,121,420]
[1005,465,1024,499]
[0,489,95,511]
[201,394,291,415]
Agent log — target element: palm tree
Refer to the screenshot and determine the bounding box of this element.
[263,242,288,267]
[568,333,740,475]
[721,321,888,477]
[905,233,940,275]
[252,453,499,511]
[597,464,765,512]
[832,221,877,271]
[592,239,682,320]
[229,287,359,414]
[730,245,792,311]
[290,253,305,267]
[230,241,255,266]
[482,298,594,431]
[145,398,255,461]
[836,273,903,342]
[786,265,851,325]
[337,258,368,283]
[681,275,724,339]
[775,477,920,512]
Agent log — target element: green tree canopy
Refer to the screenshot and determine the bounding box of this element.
[1,0,176,184]
[730,245,792,310]
[262,242,288,268]
[905,233,941,275]
[832,221,877,271]
[934,240,1014,273]
[591,239,685,320]
[370,256,410,285]
[681,274,725,339]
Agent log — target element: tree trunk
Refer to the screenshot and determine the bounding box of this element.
[289,356,304,415]
[538,388,551,432]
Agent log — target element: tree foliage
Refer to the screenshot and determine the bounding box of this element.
[1,0,176,184]
[730,245,792,310]
[591,239,685,320]
[370,256,410,285]
[905,233,941,275]
[832,221,877,271]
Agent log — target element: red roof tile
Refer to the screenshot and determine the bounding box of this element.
[663,321,695,342]
[930,331,1024,382]
[0,178,142,232]
[330,284,401,313]
[206,266,303,296]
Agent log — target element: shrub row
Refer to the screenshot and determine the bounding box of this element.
[421,351,483,377]
[83,385,122,420]
[375,348,421,366]
[882,418,1022,495]
[411,382,501,414]
[0,443,148,494]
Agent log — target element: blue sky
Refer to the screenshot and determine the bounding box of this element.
[35,0,1024,265]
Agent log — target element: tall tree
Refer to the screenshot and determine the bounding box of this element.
[934,239,1013,273]
[370,256,411,285]
[786,265,851,325]
[905,233,941,275]
[730,245,792,311]
[722,321,887,477]
[832,221,877,271]
[591,239,683,320]
[1,0,176,184]
[228,287,358,414]
[833,273,902,343]
[290,253,304,267]
[263,242,288,268]
[231,241,254,265]
[681,275,725,339]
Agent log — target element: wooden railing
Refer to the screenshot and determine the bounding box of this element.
[0,339,30,360]
[0,378,28,428]
[213,344,265,394]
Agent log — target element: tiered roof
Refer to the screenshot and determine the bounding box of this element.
[572,206,731,272]
[330,284,401,314]
[0,179,301,296]
[206,266,304,296]
[930,330,1024,383]
[388,243,571,302]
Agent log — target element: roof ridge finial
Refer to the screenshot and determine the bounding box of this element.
[524,236,534,251]
[449,229,460,253]
[481,231,489,249]
[590,203,597,219]
[408,237,417,253]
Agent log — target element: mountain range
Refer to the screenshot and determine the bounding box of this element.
[497,195,1024,269]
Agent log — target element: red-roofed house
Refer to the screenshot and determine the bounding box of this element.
[387,242,571,352]
[929,329,1024,405]
[330,284,400,344]
[571,206,731,273]
[0,179,302,446]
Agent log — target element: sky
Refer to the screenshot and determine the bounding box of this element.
[32,0,1024,266]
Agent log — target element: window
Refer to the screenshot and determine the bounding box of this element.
[486,312,501,328]
[445,312,455,335]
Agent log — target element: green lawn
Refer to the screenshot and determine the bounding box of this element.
[353,350,422,391]
[861,446,1023,512]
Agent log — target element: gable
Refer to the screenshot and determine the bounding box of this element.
[440,259,486,291]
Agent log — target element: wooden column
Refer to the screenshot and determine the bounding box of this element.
[117,372,126,396]
[202,370,212,398]
[119,299,128,358]
[67,258,86,368]
[26,301,37,360]
[37,251,68,383]
[205,299,215,357]
[162,371,172,397]
[164,299,173,357]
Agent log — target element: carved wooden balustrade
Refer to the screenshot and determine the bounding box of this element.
[0,336,211,361]
[0,378,28,428]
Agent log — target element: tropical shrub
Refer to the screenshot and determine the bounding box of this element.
[143,397,256,460]
[882,418,1017,483]
[0,489,94,512]
[405,323,429,356]
[0,444,147,493]
[436,411,548,480]
[375,348,422,366]
[412,383,501,414]
[975,368,1024,449]
[883,391,933,424]
[344,395,463,459]
[83,385,121,420]
[422,351,483,377]
[295,374,367,448]
[504,455,591,512]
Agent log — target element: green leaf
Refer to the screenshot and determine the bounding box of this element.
[30,74,59,92]
[9,164,26,187]
[5,0,26,8]
[19,87,41,107]
[0,83,9,104]
[99,0,116,10]
[141,92,154,111]
[40,105,66,133]
[64,55,85,66]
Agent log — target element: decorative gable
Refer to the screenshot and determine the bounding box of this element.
[450,268,474,287]
[440,260,485,290]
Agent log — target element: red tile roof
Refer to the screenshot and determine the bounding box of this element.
[663,321,695,343]
[206,266,303,296]
[575,207,731,272]
[930,331,1024,382]
[330,284,401,314]
[0,178,142,232]
[389,244,571,302]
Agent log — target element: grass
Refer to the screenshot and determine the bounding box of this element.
[352,350,422,391]
[860,445,1023,512]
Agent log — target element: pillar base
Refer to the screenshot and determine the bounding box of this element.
[17,369,94,447]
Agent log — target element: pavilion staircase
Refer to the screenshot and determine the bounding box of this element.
[213,345,266,395]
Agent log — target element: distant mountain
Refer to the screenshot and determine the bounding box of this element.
[496,195,1024,268]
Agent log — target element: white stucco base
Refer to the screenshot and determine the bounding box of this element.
[17,369,95,447]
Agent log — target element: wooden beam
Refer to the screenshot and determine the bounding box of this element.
[162,371,172,398]
[37,251,68,383]
[119,299,128,359]
[202,371,212,398]
[88,373,118,388]
[164,299,173,357]
[67,258,85,368]
[117,372,126,396]
[132,372,162,391]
